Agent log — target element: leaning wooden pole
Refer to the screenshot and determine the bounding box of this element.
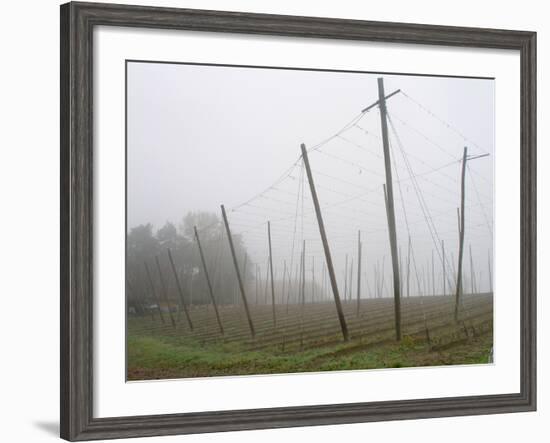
[356,230,362,316]
[221,204,255,337]
[154,256,176,328]
[167,248,194,330]
[144,261,165,324]
[300,143,349,341]
[193,227,224,335]
[267,221,276,327]
[378,77,402,341]
[455,147,468,321]
[241,252,248,306]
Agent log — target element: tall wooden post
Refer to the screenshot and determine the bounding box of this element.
[488,249,493,293]
[451,252,457,293]
[155,256,176,328]
[242,252,248,306]
[167,249,194,330]
[357,230,362,315]
[432,249,435,297]
[267,221,276,326]
[344,254,348,301]
[188,268,194,307]
[144,261,165,324]
[263,257,269,305]
[455,147,468,320]
[193,227,224,335]
[323,262,327,301]
[381,126,402,344]
[221,204,255,337]
[300,144,349,341]
[349,257,353,301]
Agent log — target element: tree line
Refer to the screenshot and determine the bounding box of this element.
[127,211,251,312]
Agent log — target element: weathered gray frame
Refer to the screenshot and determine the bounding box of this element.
[60,2,537,440]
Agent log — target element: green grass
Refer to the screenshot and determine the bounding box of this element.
[127,331,493,380]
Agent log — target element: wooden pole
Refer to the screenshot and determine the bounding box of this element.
[241,252,248,305]
[455,147,468,321]
[380,126,402,343]
[155,255,176,328]
[220,204,255,337]
[188,268,194,307]
[167,249,194,330]
[321,262,326,301]
[193,227,224,335]
[144,261,165,324]
[267,221,276,326]
[323,262,327,301]
[348,257,353,301]
[300,143,349,341]
[344,254,348,301]
[432,249,435,297]
[263,257,269,305]
[357,230,362,315]
[451,252,457,294]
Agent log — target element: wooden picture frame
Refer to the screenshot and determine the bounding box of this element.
[60,1,536,440]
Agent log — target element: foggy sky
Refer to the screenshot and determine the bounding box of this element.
[127,61,494,296]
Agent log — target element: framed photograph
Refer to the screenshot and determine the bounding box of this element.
[60,1,536,440]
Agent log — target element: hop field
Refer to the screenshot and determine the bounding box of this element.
[127,293,493,380]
